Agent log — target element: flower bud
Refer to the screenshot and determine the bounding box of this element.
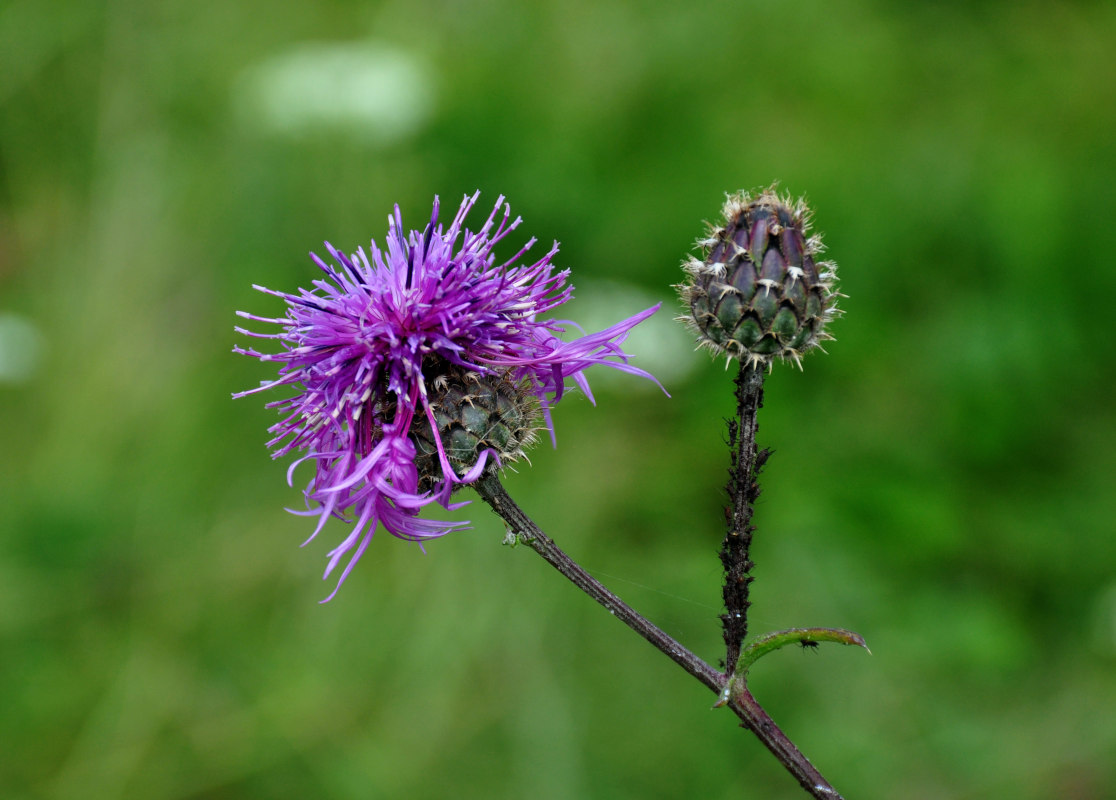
[412,366,541,492]
[679,187,839,367]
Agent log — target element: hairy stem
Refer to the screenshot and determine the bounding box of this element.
[722,362,767,672]
[475,474,843,800]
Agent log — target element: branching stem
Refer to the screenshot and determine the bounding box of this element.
[475,474,843,800]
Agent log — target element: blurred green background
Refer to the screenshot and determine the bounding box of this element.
[2,0,1114,798]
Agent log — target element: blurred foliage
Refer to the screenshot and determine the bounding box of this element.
[2,0,1115,798]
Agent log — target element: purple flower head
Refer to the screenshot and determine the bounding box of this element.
[235,193,661,599]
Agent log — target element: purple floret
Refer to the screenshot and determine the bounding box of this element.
[235,193,660,599]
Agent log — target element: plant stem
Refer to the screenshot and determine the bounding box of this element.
[722,361,767,672]
[475,473,722,692]
[730,684,842,798]
[474,474,843,800]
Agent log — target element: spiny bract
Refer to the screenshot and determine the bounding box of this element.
[410,365,540,493]
[679,186,840,368]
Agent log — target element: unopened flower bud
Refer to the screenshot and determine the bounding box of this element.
[412,366,540,492]
[679,187,839,368]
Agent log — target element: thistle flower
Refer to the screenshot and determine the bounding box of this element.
[235,193,660,598]
[679,186,840,368]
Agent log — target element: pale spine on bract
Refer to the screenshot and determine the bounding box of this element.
[678,186,840,368]
[410,365,541,493]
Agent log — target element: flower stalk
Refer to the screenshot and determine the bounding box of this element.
[722,361,768,672]
[475,474,722,690]
[475,473,849,800]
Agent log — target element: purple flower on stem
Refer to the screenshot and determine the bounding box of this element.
[235,193,661,599]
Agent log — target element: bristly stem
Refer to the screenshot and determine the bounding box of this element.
[474,474,844,800]
[722,361,768,673]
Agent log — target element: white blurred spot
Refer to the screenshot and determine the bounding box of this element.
[566,281,696,390]
[234,41,434,143]
[0,313,43,384]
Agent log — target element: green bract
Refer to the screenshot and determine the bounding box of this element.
[411,366,541,492]
[679,187,840,368]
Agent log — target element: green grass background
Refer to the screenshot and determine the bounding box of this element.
[2,0,1114,798]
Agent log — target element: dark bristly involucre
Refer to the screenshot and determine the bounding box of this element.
[234,193,660,599]
[679,186,840,369]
